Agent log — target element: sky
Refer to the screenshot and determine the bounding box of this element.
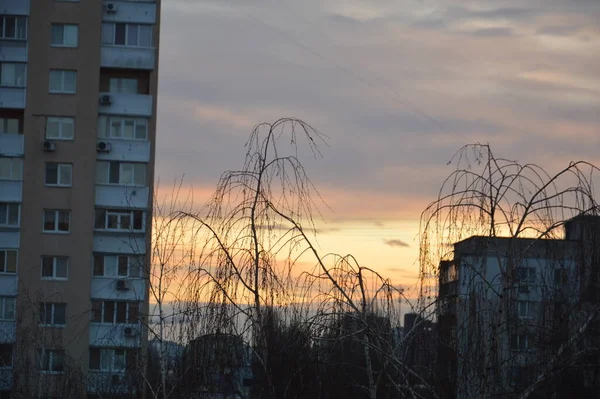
[155,0,600,297]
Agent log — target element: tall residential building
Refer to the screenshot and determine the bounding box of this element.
[436,215,600,399]
[0,0,160,397]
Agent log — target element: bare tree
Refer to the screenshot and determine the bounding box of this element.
[420,144,600,398]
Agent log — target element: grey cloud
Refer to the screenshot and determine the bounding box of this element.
[384,239,410,248]
[462,27,518,37]
[536,25,581,36]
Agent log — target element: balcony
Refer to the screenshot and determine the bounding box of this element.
[0,321,15,343]
[96,139,150,163]
[0,87,25,109]
[0,133,23,156]
[91,277,146,301]
[0,0,30,15]
[98,92,153,117]
[102,0,157,23]
[89,324,142,348]
[0,41,27,63]
[93,235,147,255]
[96,185,149,209]
[0,180,21,202]
[101,46,155,70]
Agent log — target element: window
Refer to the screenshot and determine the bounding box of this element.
[50,24,78,47]
[45,163,72,187]
[102,23,152,47]
[517,301,533,319]
[0,297,15,321]
[516,267,535,291]
[39,303,66,326]
[0,250,17,274]
[554,268,568,285]
[89,348,138,372]
[108,78,138,94]
[0,203,19,226]
[0,16,27,40]
[46,117,74,140]
[37,349,65,372]
[94,209,144,231]
[43,210,70,233]
[98,115,147,140]
[91,301,139,324]
[96,161,146,186]
[0,63,26,87]
[0,157,22,180]
[0,345,12,368]
[0,117,21,134]
[93,254,142,277]
[510,334,534,351]
[41,256,68,280]
[49,70,76,94]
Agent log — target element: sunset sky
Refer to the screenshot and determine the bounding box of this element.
[154,0,600,299]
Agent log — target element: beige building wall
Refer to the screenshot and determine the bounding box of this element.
[0,0,160,396]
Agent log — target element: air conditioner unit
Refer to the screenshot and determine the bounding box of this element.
[124,327,137,337]
[97,141,111,152]
[99,94,112,105]
[106,3,118,13]
[43,140,56,152]
[116,279,130,290]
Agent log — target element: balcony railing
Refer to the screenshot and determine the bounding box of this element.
[0,87,25,109]
[0,0,30,15]
[98,92,153,117]
[101,46,155,70]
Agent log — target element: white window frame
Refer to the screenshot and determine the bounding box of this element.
[0,62,26,87]
[41,256,69,280]
[95,209,145,232]
[46,117,74,140]
[45,163,73,187]
[89,348,127,372]
[91,301,139,325]
[39,303,67,327]
[0,117,21,134]
[517,301,532,319]
[98,115,148,140]
[96,161,147,186]
[50,23,78,47]
[0,202,19,227]
[37,349,65,373]
[93,254,143,278]
[43,209,71,233]
[109,77,138,94]
[0,157,22,180]
[0,297,15,321]
[49,70,77,94]
[102,22,153,48]
[0,15,27,40]
[0,249,17,274]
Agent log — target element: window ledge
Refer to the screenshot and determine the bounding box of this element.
[50,45,79,49]
[41,278,68,282]
[39,371,64,375]
[44,184,72,188]
[38,324,66,329]
[42,231,70,235]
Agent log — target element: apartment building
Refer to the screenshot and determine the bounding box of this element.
[436,215,600,398]
[0,0,160,397]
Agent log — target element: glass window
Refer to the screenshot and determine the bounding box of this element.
[0,63,26,87]
[41,256,68,280]
[49,70,77,94]
[45,163,72,186]
[0,203,19,226]
[43,210,70,233]
[114,23,126,45]
[0,344,12,368]
[0,297,15,320]
[46,117,74,140]
[93,255,104,276]
[0,250,17,274]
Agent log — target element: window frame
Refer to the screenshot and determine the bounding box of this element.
[89,347,136,373]
[102,22,153,48]
[94,209,145,232]
[93,254,143,278]
[0,62,26,87]
[48,69,77,94]
[39,302,67,327]
[0,157,22,180]
[91,300,139,325]
[0,297,15,321]
[42,209,71,233]
[0,117,22,134]
[0,15,27,40]
[45,162,73,187]
[46,117,74,140]
[517,301,532,320]
[50,23,78,47]
[0,202,19,227]
[96,161,147,186]
[37,349,65,373]
[41,256,69,280]
[97,115,148,140]
[0,249,17,274]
